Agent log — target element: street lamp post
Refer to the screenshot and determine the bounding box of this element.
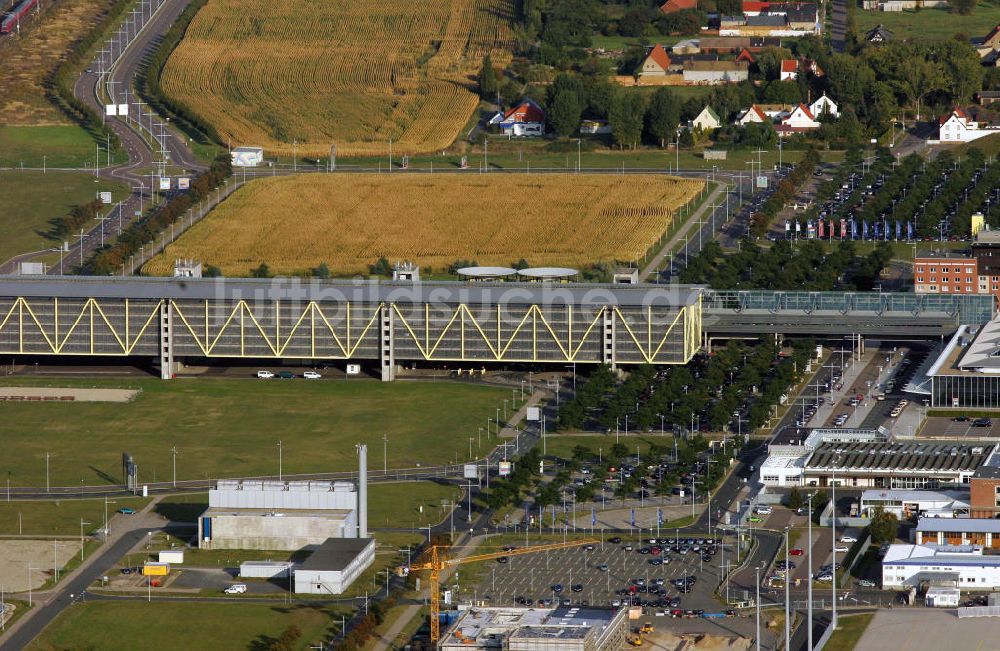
[784,527,790,650]
[807,492,814,651]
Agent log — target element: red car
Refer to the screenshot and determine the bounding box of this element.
[651,547,662,556]
[670,609,684,618]
[789,548,804,556]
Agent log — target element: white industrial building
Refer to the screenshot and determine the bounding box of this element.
[293,537,376,595]
[860,489,969,519]
[198,479,360,550]
[882,543,1000,590]
[440,607,629,651]
[200,445,375,595]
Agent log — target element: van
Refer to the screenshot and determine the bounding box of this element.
[256,370,274,379]
[755,505,772,515]
[225,584,248,594]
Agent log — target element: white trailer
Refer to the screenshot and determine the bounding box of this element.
[158,550,184,564]
[231,147,264,167]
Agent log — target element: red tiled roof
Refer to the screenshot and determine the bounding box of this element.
[742,1,769,11]
[751,105,768,121]
[736,48,756,62]
[940,107,969,125]
[660,0,697,12]
[796,103,815,120]
[780,59,797,73]
[504,99,545,124]
[645,44,672,70]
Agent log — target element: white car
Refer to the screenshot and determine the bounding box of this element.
[303,370,322,379]
[856,579,876,588]
[840,535,858,543]
[256,370,274,379]
[832,545,849,553]
[225,584,247,594]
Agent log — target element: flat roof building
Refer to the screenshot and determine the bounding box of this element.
[916,517,1000,549]
[860,489,970,519]
[440,606,628,651]
[882,543,1000,590]
[293,537,375,595]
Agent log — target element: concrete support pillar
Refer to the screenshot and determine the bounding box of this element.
[379,304,394,382]
[602,307,616,370]
[159,301,174,379]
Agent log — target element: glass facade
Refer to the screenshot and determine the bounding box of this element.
[932,375,1000,409]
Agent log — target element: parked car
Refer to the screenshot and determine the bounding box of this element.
[840,535,858,543]
[225,584,248,594]
[832,545,849,553]
[117,507,136,515]
[256,370,274,379]
[303,370,322,379]
[856,579,876,588]
[973,418,993,427]
[277,371,295,379]
[789,548,804,556]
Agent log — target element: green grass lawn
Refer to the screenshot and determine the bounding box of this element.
[0,497,151,536]
[0,170,128,263]
[589,34,686,50]
[0,125,126,169]
[856,0,1000,40]
[0,378,508,487]
[26,601,351,651]
[822,612,875,651]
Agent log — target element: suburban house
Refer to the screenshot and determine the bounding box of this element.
[691,106,722,131]
[776,104,821,134]
[864,24,893,43]
[660,0,697,12]
[780,59,798,80]
[937,107,1000,144]
[978,91,1000,106]
[672,38,701,54]
[736,105,769,125]
[488,98,545,137]
[640,44,672,76]
[810,93,839,118]
[973,26,1000,67]
[722,3,819,36]
[697,36,780,53]
[682,60,749,84]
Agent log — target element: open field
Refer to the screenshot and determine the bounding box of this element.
[0,170,128,264]
[26,601,351,651]
[0,497,151,536]
[0,0,116,126]
[856,0,1000,40]
[0,378,509,487]
[0,126,115,169]
[146,173,703,275]
[161,0,514,157]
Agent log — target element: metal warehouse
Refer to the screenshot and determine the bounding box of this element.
[293,537,375,595]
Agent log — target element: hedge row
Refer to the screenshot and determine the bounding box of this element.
[47,0,136,152]
[140,0,221,145]
[749,148,821,237]
[86,155,231,274]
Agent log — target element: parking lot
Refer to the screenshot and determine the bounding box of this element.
[465,536,733,616]
[920,416,1000,439]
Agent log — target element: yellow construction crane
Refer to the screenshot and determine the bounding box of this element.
[406,538,598,641]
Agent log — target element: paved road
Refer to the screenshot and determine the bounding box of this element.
[830,0,847,52]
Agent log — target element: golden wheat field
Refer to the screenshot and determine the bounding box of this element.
[0,0,120,124]
[145,174,704,276]
[160,0,514,157]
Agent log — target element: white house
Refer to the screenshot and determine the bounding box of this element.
[809,93,839,119]
[882,543,1000,591]
[489,98,546,137]
[938,107,1000,143]
[736,104,768,125]
[779,59,797,81]
[691,106,722,131]
[776,104,821,135]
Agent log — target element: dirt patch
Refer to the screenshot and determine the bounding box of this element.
[0,539,82,591]
[646,630,752,651]
[0,387,139,402]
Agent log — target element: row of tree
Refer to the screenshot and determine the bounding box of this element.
[749,149,820,238]
[680,239,893,291]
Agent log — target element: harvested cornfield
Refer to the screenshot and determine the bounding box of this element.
[0,0,119,125]
[145,173,704,276]
[160,0,514,157]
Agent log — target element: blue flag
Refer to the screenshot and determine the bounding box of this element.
[895,221,901,240]
[863,220,869,240]
[850,218,857,240]
[592,508,597,527]
[631,508,636,527]
[657,508,663,526]
[908,221,914,240]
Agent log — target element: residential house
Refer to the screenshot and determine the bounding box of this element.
[776,104,821,134]
[736,105,768,125]
[862,0,946,9]
[640,44,672,77]
[660,0,698,12]
[809,93,839,118]
[691,106,722,131]
[780,59,798,80]
[800,58,824,76]
[488,98,545,137]
[699,37,753,53]
[937,107,1000,143]
[978,91,1000,106]
[785,6,819,31]
[864,24,893,43]
[682,60,749,84]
